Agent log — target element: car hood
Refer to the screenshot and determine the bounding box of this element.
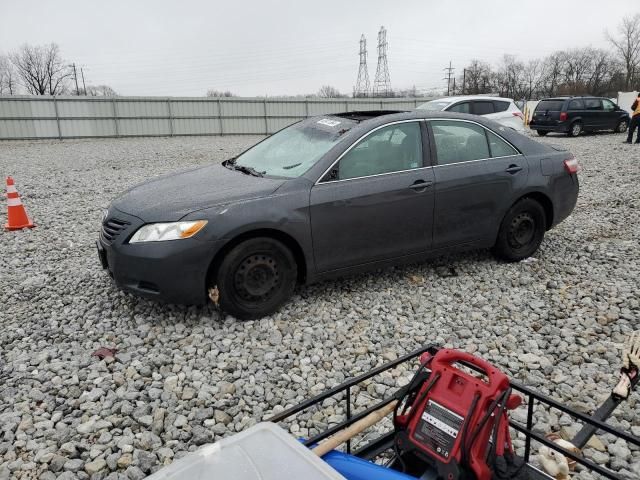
[111,162,286,222]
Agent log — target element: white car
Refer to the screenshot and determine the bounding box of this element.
[417,96,525,132]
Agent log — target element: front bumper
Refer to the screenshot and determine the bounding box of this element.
[98,210,223,305]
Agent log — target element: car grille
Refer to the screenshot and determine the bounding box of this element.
[101,217,130,244]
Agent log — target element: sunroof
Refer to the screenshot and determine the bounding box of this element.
[332,110,407,122]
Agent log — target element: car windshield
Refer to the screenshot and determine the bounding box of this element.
[417,101,451,111]
[232,118,354,178]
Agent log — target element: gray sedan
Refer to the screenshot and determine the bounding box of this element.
[98,111,579,319]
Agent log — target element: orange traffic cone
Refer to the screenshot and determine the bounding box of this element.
[5,176,35,230]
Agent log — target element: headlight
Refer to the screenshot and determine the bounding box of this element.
[129,220,208,243]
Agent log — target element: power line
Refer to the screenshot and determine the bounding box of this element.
[354,34,370,97]
[372,26,391,97]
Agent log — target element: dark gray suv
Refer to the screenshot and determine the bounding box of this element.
[530,96,630,137]
[98,111,579,319]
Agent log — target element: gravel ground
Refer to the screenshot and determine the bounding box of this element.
[0,131,638,480]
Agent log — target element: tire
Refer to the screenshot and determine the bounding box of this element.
[616,119,629,133]
[568,121,582,137]
[536,130,548,137]
[492,198,547,262]
[215,237,297,320]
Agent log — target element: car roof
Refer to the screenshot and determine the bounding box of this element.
[426,95,515,103]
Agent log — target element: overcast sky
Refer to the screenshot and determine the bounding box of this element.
[1,0,638,97]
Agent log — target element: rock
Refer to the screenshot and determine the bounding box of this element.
[84,458,107,475]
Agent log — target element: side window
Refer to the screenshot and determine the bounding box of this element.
[584,99,602,110]
[487,131,518,157]
[431,120,490,165]
[473,101,495,115]
[333,122,423,181]
[602,99,616,112]
[568,99,584,110]
[493,101,510,113]
[447,102,471,113]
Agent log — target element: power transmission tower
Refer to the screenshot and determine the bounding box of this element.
[443,61,455,96]
[354,34,370,97]
[372,26,391,97]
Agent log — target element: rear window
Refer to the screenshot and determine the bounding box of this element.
[493,101,510,113]
[473,101,495,115]
[536,100,565,112]
[568,99,584,110]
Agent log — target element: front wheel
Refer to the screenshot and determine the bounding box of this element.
[492,198,547,262]
[568,122,582,137]
[616,119,629,133]
[215,237,297,319]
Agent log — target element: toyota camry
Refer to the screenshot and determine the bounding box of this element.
[98,110,579,319]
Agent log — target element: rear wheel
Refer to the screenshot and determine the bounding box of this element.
[215,237,297,319]
[536,130,548,137]
[492,198,547,262]
[616,119,629,133]
[568,121,582,137]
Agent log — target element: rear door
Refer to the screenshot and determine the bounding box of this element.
[309,120,435,272]
[428,119,528,248]
[532,99,565,127]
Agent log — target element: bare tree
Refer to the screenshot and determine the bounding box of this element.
[206,89,236,97]
[10,43,71,95]
[0,54,18,94]
[522,59,543,99]
[86,85,117,96]
[461,59,493,95]
[607,13,640,90]
[317,85,346,98]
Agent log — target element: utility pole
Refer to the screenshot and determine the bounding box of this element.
[80,67,87,95]
[69,63,80,95]
[462,68,467,95]
[443,61,455,96]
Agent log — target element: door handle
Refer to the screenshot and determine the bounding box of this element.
[505,164,523,174]
[409,180,433,191]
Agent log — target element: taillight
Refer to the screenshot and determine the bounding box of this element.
[559,112,568,121]
[512,112,524,119]
[564,157,580,174]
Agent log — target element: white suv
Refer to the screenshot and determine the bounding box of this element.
[417,96,525,132]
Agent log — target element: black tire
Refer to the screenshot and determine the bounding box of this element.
[492,198,547,262]
[568,121,582,137]
[616,119,629,133]
[536,130,548,137]
[215,237,297,320]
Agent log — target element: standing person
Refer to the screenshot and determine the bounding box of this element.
[625,93,640,143]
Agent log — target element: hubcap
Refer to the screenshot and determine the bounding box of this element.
[572,124,581,136]
[619,122,628,132]
[234,254,280,301]
[508,213,536,249]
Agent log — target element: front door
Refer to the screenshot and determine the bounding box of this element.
[428,119,528,248]
[583,98,604,129]
[310,121,435,273]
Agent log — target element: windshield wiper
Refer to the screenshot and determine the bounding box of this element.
[223,158,264,177]
[232,164,265,177]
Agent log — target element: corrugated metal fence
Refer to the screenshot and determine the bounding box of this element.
[0,96,431,140]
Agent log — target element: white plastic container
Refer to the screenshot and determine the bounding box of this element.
[146,422,345,480]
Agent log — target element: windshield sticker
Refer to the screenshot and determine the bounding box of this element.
[317,119,341,127]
